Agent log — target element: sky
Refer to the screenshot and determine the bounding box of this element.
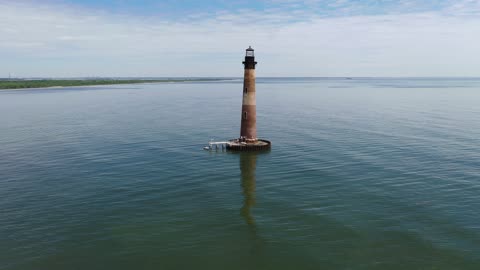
[0,0,479,77]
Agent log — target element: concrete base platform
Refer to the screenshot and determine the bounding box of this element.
[226,139,271,151]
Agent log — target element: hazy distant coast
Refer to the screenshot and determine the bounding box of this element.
[0,78,228,90]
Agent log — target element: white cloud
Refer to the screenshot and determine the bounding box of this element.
[0,1,479,77]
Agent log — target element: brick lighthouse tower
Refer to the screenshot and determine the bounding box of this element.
[227,46,271,151]
[240,46,257,142]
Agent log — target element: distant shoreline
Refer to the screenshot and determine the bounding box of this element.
[0,78,229,90]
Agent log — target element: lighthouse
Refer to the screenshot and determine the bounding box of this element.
[240,46,257,142]
[227,47,271,151]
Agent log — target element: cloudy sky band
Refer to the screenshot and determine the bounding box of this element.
[1,0,479,77]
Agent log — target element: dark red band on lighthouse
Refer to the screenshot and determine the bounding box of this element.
[240,105,256,140]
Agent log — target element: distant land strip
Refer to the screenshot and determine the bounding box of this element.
[0,78,229,90]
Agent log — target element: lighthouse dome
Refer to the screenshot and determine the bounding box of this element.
[246,46,254,57]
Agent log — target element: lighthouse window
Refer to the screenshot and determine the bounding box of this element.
[243,111,247,120]
[244,87,248,94]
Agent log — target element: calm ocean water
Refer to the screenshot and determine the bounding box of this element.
[1,78,479,269]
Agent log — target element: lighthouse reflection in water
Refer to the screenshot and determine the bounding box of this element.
[238,151,267,261]
[240,153,258,227]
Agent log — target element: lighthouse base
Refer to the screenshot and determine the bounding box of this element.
[227,139,271,151]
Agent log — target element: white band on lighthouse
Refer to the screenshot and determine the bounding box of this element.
[243,92,256,105]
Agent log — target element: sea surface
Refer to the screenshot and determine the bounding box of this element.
[1,78,479,269]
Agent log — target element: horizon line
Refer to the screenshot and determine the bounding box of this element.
[2,76,480,79]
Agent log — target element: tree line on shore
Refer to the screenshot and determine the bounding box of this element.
[0,78,225,89]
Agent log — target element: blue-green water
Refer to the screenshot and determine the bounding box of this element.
[1,78,479,269]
